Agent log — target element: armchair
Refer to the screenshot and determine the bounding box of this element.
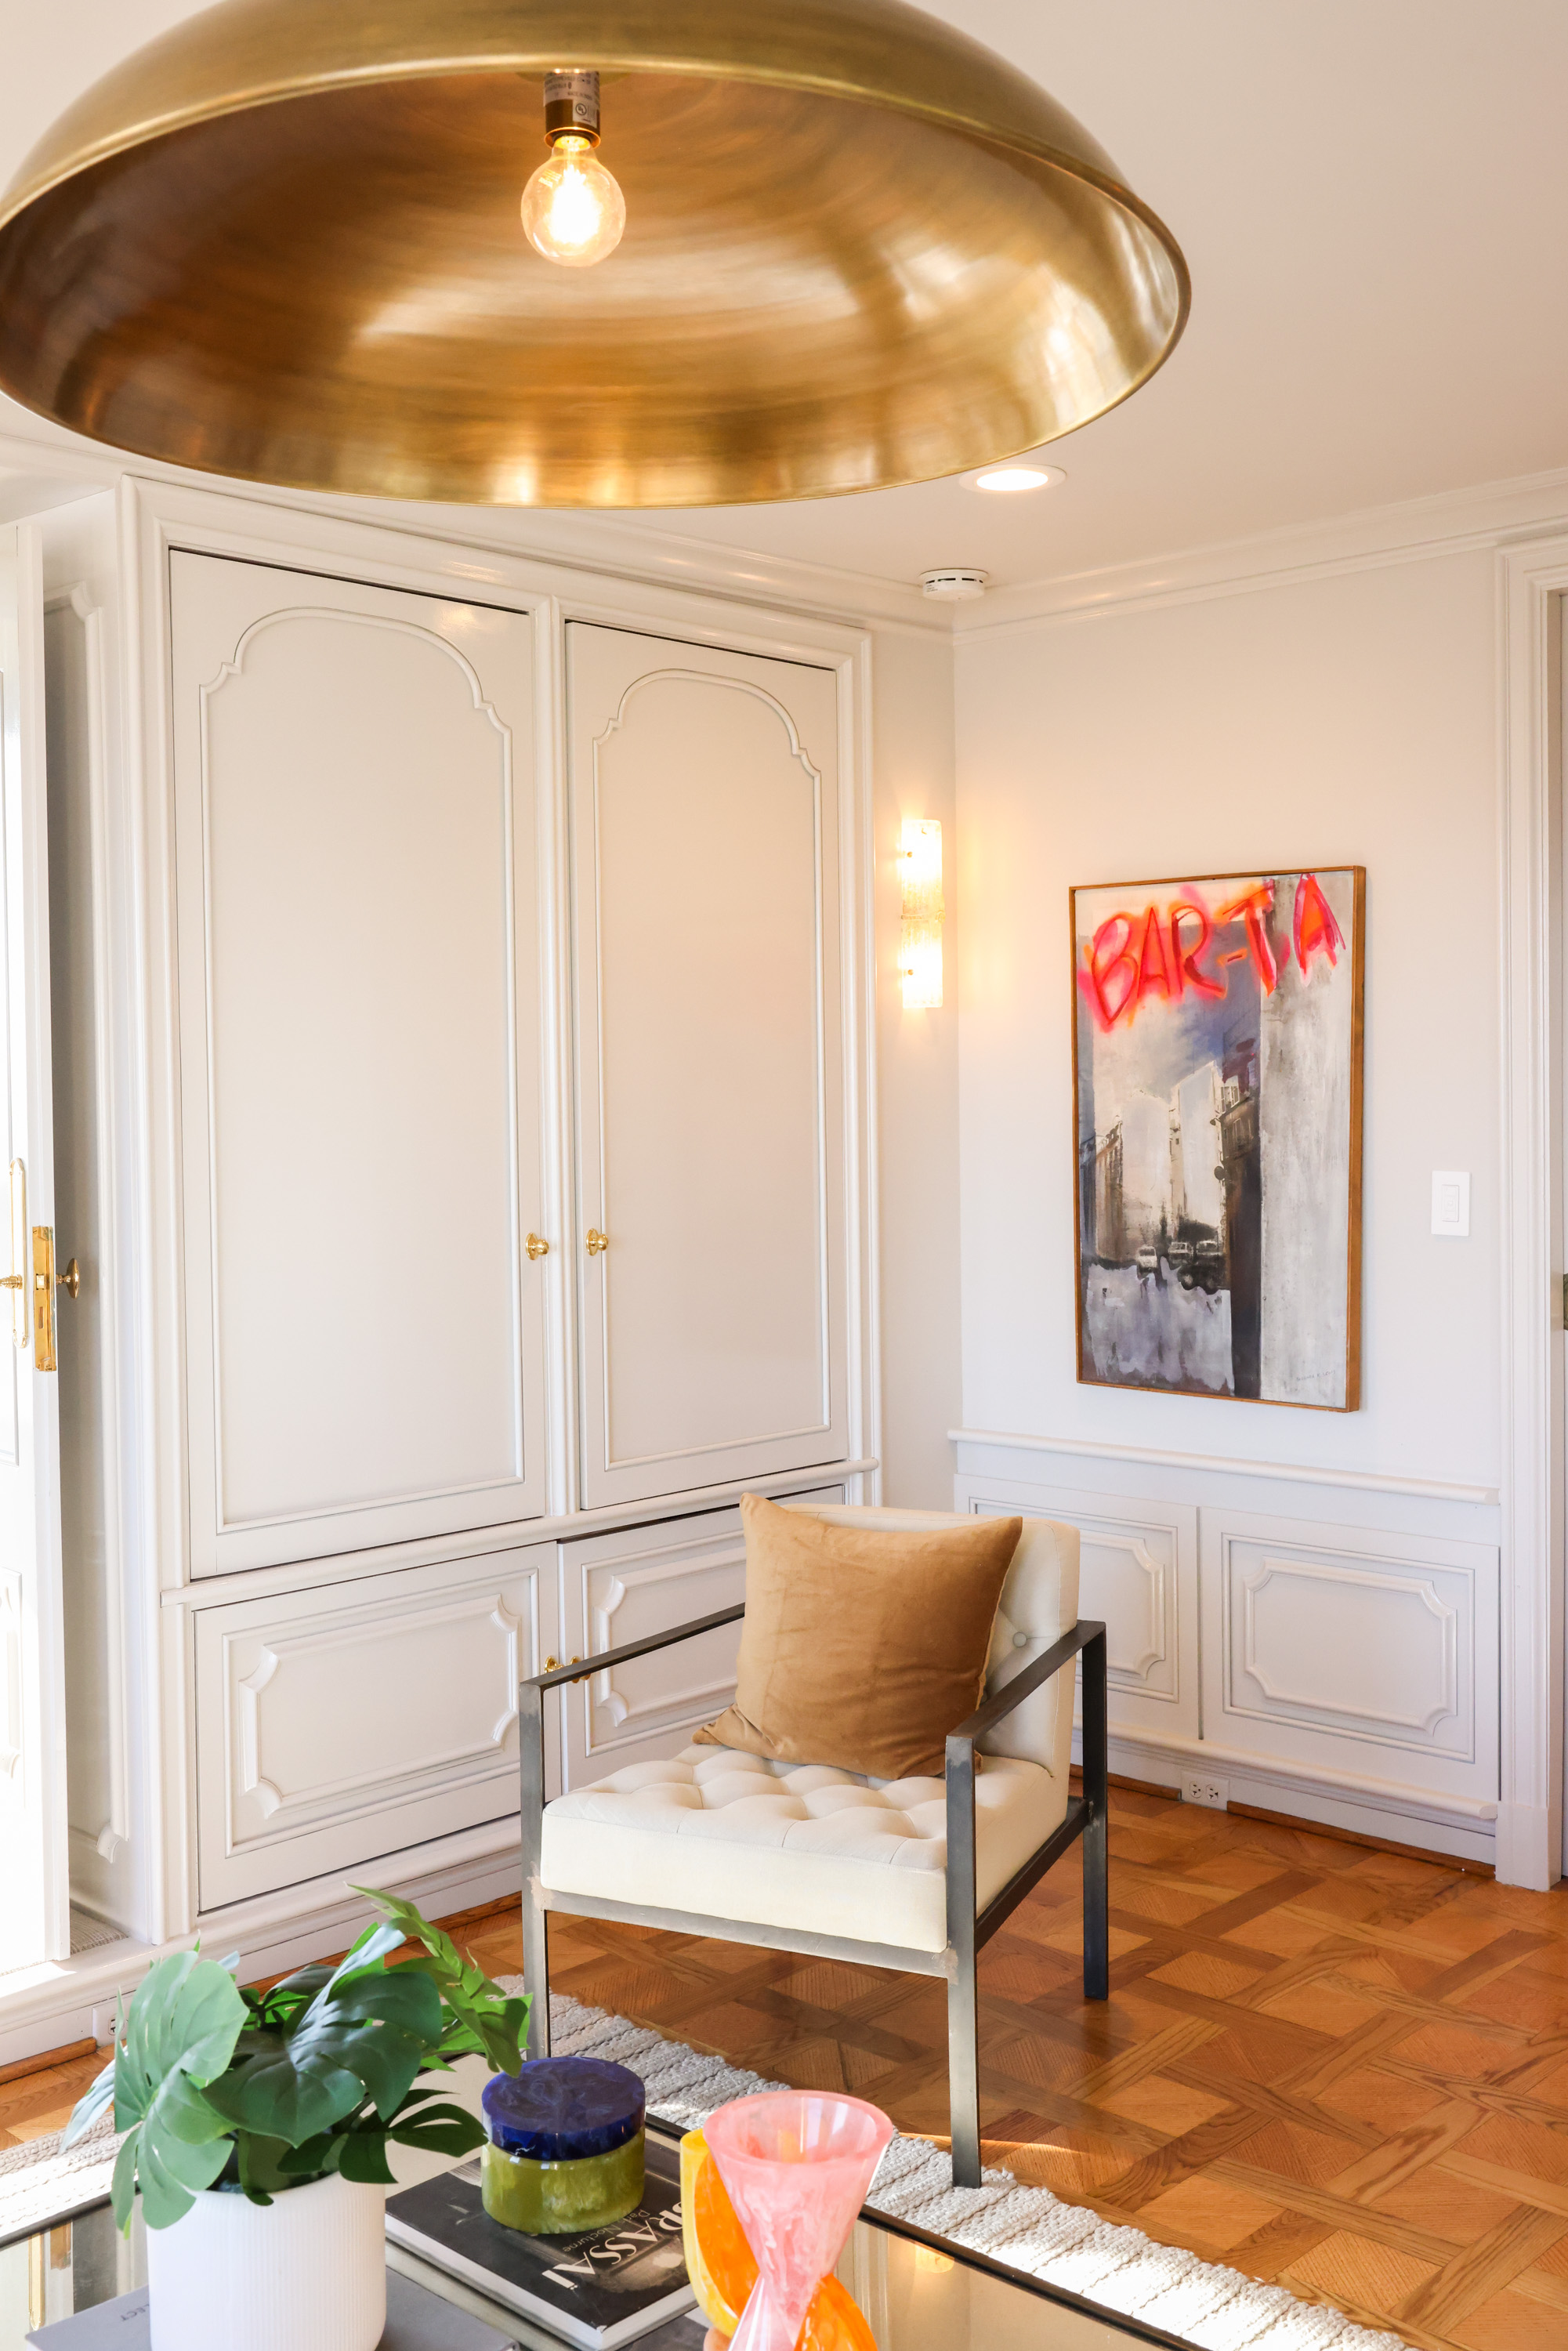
[518,1505,1108,2188]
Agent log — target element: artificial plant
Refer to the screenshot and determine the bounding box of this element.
[63,1886,530,2231]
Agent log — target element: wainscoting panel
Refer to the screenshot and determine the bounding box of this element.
[1203,1507,1498,1800]
[952,1436,1501,1858]
[955,1473,1200,1742]
[195,1544,557,1906]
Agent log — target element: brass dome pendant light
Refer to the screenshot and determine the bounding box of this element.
[0,0,1189,509]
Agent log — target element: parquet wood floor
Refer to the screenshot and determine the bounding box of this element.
[458,1789,1568,2351]
[6,1789,1568,2351]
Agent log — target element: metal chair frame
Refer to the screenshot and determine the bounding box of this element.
[519,1610,1109,2188]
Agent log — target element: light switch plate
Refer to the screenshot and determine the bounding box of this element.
[1432,1170,1471,1237]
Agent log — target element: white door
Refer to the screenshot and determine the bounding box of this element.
[0,523,67,1972]
[169,555,549,1574]
[567,624,849,1509]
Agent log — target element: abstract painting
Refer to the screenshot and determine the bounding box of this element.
[1072,868,1363,1410]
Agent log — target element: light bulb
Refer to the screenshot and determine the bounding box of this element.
[523,136,625,266]
[522,75,625,269]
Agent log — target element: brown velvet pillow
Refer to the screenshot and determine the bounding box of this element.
[693,1495,1023,1780]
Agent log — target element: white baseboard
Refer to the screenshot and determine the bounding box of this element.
[0,1826,523,2072]
[1081,1728,1500,1870]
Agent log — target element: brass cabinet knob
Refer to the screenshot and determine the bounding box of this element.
[586,1229,609,1255]
[525,1233,550,1260]
[58,1258,81,1299]
[545,1655,559,1671]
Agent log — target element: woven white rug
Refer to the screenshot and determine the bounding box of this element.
[1,1991,1409,2351]
[0,2104,119,2241]
[541,1991,1409,2351]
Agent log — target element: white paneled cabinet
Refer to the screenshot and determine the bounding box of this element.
[168,555,551,1573]
[567,625,849,1506]
[34,480,878,1948]
[558,1507,749,1791]
[194,1545,558,1907]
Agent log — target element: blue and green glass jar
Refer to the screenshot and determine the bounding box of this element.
[480,2056,646,2236]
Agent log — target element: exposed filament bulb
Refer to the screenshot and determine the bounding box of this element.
[522,71,625,268]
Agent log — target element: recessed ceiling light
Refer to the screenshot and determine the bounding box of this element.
[971,463,1065,494]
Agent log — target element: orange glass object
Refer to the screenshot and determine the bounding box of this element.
[681,2131,876,2351]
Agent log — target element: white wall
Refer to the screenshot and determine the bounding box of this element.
[955,549,1500,1489]
[871,627,961,1509]
[949,548,1512,1866]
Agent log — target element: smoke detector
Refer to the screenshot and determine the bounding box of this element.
[921,567,989,601]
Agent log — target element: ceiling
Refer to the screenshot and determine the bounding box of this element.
[4,1,1567,594]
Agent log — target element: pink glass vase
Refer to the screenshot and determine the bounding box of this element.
[701,2091,895,2351]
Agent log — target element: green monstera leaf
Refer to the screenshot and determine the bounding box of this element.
[353,1886,529,2074]
[205,1947,442,2145]
[100,1952,248,2232]
[62,1890,523,2226]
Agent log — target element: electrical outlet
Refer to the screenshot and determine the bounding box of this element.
[1182,1773,1229,1810]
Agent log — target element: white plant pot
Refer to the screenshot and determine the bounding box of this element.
[145,2172,386,2351]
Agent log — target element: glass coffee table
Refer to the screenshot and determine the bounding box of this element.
[1,2121,1193,2351]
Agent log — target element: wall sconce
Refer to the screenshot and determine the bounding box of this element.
[900,817,943,1009]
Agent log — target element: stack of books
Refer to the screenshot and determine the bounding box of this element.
[385,2128,702,2351]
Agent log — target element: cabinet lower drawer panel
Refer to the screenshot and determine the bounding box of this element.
[195,1545,554,1907]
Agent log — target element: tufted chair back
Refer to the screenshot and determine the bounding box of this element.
[783,1503,1081,1784]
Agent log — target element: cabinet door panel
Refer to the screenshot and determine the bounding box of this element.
[170,555,548,1571]
[194,1544,557,1907]
[569,625,848,1506]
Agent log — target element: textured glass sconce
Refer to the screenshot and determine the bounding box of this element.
[900,819,943,1009]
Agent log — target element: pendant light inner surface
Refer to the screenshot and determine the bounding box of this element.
[0,0,1190,509]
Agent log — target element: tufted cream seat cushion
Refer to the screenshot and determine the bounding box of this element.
[540,1740,1063,1954]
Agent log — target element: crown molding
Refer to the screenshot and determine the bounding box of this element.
[11,393,1568,644]
[954,463,1568,638]
[0,407,943,636]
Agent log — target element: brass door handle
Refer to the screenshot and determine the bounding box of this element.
[525,1233,550,1260]
[586,1229,609,1255]
[58,1258,80,1299]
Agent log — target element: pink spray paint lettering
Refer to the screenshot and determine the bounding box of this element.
[1078,874,1342,1031]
